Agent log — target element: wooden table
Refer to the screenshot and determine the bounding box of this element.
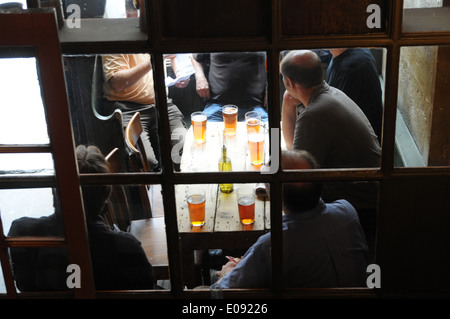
[130,217,169,281]
[176,122,271,288]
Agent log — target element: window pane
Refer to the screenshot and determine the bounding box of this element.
[81,181,169,290]
[0,261,5,294]
[65,53,174,172]
[176,183,270,289]
[403,0,450,33]
[0,57,49,145]
[63,0,140,19]
[280,48,384,168]
[281,181,378,288]
[396,45,450,167]
[58,0,148,43]
[168,51,269,173]
[1,188,59,237]
[9,246,70,293]
[0,153,54,175]
[128,184,170,290]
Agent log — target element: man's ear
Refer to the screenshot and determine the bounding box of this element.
[285,76,295,89]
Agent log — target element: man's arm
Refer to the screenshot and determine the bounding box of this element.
[108,57,152,92]
[281,91,301,150]
[212,235,271,289]
[190,56,210,99]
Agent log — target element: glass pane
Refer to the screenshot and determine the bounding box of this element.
[396,45,450,167]
[0,153,54,175]
[0,1,27,9]
[0,57,49,145]
[65,53,190,172]
[281,181,378,288]
[1,188,59,236]
[176,183,270,289]
[79,177,168,291]
[128,185,170,290]
[58,0,148,43]
[9,246,70,293]
[65,0,138,19]
[167,51,269,173]
[0,261,5,294]
[280,48,384,167]
[403,0,450,33]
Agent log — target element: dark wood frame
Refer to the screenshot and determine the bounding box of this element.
[1,0,450,299]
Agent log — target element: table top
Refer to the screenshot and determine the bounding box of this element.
[176,122,271,234]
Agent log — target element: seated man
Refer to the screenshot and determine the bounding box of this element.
[212,150,368,289]
[8,145,157,291]
[102,53,187,171]
[191,52,268,122]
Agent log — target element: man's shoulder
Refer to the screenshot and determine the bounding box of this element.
[325,199,359,218]
[8,215,59,237]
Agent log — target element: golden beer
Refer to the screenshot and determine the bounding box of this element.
[236,187,255,225]
[187,194,206,226]
[245,111,261,134]
[246,118,261,134]
[222,105,238,136]
[191,112,207,144]
[248,132,265,166]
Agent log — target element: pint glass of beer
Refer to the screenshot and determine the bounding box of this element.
[222,105,238,136]
[236,186,255,225]
[248,131,265,166]
[187,188,206,227]
[245,111,261,134]
[191,111,207,144]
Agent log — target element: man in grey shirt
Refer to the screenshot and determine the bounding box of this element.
[280,50,381,249]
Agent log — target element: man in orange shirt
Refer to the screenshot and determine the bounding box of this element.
[103,53,187,171]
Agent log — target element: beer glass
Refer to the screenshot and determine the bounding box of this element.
[222,105,238,136]
[245,111,261,134]
[187,188,206,226]
[248,131,265,166]
[191,111,207,144]
[236,186,255,225]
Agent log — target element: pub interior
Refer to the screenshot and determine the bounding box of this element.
[0,0,449,301]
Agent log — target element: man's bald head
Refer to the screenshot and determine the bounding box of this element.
[280,50,323,89]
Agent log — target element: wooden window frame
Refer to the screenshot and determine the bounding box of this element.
[1,0,450,299]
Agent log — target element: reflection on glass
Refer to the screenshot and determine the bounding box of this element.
[0,57,49,145]
[280,48,383,169]
[65,0,138,19]
[396,46,450,167]
[403,0,450,32]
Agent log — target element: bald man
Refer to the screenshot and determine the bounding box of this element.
[212,150,368,289]
[280,50,380,169]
